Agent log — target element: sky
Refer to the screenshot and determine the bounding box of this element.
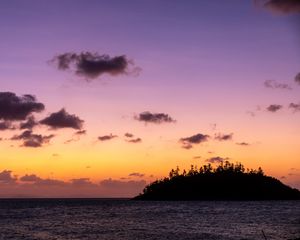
[0,0,299,197]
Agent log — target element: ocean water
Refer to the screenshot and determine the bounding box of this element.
[0,199,299,240]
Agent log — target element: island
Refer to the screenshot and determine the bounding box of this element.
[134,161,300,200]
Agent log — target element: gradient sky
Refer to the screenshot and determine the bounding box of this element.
[0,0,299,197]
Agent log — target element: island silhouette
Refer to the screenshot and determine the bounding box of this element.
[134,161,300,200]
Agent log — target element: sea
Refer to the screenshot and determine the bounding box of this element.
[0,199,299,240]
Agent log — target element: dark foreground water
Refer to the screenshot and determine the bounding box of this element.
[0,199,299,240]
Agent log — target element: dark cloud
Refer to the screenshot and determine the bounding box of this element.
[215,133,233,141]
[124,133,134,138]
[75,130,86,135]
[289,103,300,112]
[51,52,139,79]
[20,174,42,182]
[0,171,146,198]
[236,142,250,146]
[40,108,84,130]
[0,121,14,131]
[11,130,54,148]
[180,133,210,149]
[193,156,202,159]
[34,178,66,186]
[127,138,142,143]
[264,0,300,14]
[206,156,229,164]
[0,170,17,184]
[20,116,38,130]
[128,172,145,178]
[295,73,300,85]
[0,92,44,121]
[264,80,292,90]
[98,134,117,141]
[135,111,176,124]
[71,178,94,186]
[266,104,283,112]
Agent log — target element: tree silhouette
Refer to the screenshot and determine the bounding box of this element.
[134,161,300,200]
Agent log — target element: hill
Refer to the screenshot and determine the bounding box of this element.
[134,161,300,200]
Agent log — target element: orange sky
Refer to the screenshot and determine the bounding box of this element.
[0,0,299,197]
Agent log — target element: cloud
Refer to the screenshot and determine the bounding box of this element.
[135,111,176,124]
[98,134,117,141]
[295,73,300,85]
[11,130,54,147]
[124,133,134,138]
[0,121,15,131]
[215,133,233,141]
[0,92,44,121]
[128,172,145,178]
[182,143,193,149]
[34,178,66,186]
[40,108,84,130]
[51,52,139,80]
[266,104,283,112]
[236,142,250,146]
[71,178,94,186]
[264,80,292,90]
[0,170,17,184]
[20,174,42,182]
[75,130,86,135]
[64,129,87,144]
[179,133,210,149]
[0,170,146,198]
[264,0,300,14]
[20,116,38,130]
[127,138,142,143]
[193,156,202,159]
[289,103,300,112]
[206,156,229,164]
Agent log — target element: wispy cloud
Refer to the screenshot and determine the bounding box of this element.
[264,80,292,90]
[128,172,145,178]
[215,133,233,141]
[98,134,118,141]
[127,138,142,143]
[236,142,250,146]
[206,156,229,164]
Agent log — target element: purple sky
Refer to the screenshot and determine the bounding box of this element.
[0,0,299,197]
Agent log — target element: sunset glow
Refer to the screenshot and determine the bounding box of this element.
[0,0,299,197]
